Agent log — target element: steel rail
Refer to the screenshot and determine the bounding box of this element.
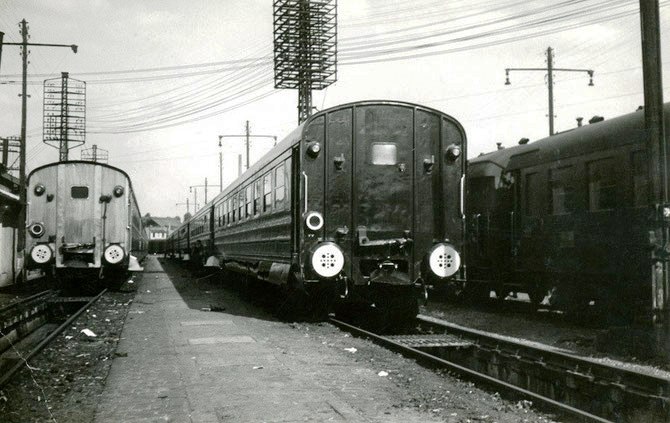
[0,290,54,315]
[329,316,611,423]
[417,314,670,400]
[0,289,107,388]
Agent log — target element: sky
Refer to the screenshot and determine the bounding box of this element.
[0,0,669,218]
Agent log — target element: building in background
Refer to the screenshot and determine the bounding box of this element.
[142,215,181,254]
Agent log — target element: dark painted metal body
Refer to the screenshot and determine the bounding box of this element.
[168,101,466,311]
[467,106,670,317]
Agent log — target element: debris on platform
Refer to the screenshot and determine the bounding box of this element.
[378,371,389,377]
[344,347,357,353]
[80,329,97,337]
[253,366,264,370]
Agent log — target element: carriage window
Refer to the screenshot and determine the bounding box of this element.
[245,186,253,217]
[632,151,648,207]
[71,186,89,199]
[275,163,285,208]
[549,167,576,215]
[222,201,227,225]
[370,143,397,165]
[237,192,243,221]
[588,158,617,211]
[525,172,541,216]
[263,172,272,212]
[254,180,261,215]
[232,195,237,222]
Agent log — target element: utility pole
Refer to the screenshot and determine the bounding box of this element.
[176,199,190,214]
[245,120,250,170]
[1,20,77,259]
[0,31,4,73]
[640,1,668,329]
[505,47,594,136]
[190,181,221,211]
[59,72,68,160]
[218,122,276,173]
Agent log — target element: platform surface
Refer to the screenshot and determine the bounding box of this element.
[94,256,441,422]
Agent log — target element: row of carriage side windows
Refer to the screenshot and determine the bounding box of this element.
[214,160,287,227]
[523,150,648,217]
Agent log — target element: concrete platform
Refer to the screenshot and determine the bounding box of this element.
[93,256,441,423]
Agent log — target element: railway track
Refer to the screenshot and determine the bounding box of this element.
[0,290,57,356]
[329,314,670,423]
[0,289,107,388]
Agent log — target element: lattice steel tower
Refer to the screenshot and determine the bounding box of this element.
[43,72,86,161]
[273,0,337,123]
[81,144,109,163]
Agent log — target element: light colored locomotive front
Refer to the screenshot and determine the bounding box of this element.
[25,162,142,275]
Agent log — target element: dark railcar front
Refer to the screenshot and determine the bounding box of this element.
[299,101,466,314]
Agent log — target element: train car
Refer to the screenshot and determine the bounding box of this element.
[466,106,667,320]
[24,161,147,289]
[179,100,467,320]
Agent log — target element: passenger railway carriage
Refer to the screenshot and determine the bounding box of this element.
[168,100,467,319]
[25,161,146,289]
[466,105,670,321]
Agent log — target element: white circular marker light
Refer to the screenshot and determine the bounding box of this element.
[311,243,344,278]
[428,243,461,278]
[104,244,125,265]
[305,211,324,231]
[31,244,52,264]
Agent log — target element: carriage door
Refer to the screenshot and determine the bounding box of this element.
[58,164,99,246]
[324,108,354,279]
[353,105,414,276]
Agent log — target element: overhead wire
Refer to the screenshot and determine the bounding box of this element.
[3,1,660,138]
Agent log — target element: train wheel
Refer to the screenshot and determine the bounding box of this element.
[528,287,547,307]
[462,284,492,303]
[105,271,129,291]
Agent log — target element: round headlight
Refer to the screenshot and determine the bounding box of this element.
[28,222,45,238]
[307,142,321,158]
[34,183,46,196]
[113,185,124,197]
[445,144,461,161]
[305,211,324,231]
[30,244,52,264]
[311,242,344,278]
[104,244,125,264]
[428,243,461,278]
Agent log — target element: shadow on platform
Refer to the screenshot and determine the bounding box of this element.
[156,257,282,323]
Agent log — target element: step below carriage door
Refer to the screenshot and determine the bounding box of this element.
[353,104,414,280]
